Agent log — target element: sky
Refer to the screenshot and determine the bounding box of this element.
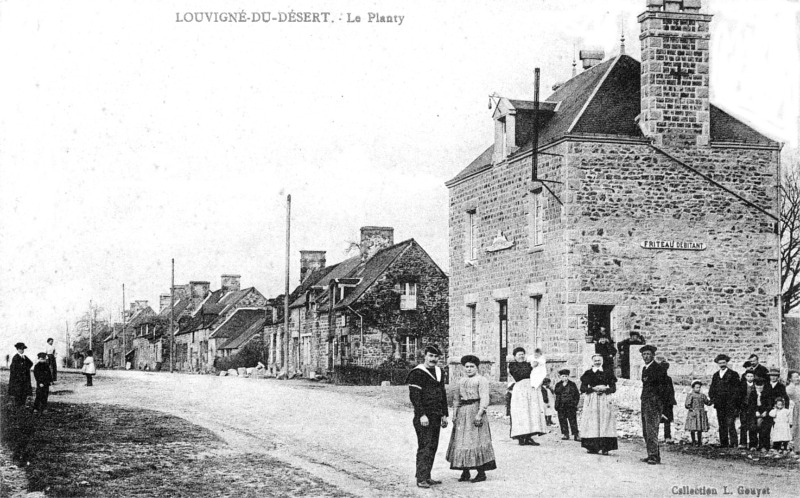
[1,0,798,357]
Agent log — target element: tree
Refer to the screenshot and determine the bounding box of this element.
[781,166,800,314]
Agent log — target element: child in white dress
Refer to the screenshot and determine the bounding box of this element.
[769,398,791,452]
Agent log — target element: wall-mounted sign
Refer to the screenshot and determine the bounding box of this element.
[640,240,706,251]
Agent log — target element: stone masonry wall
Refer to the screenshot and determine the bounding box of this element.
[448,143,572,381]
[569,140,780,381]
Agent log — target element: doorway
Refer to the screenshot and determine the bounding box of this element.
[588,305,614,340]
[499,300,508,381]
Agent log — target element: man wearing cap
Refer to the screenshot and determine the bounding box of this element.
[8,342,33,407]
[765,367,789,408]
[553,368,580,441]
[709,354,740,448]
[640,344,669,464]
[617,331,646,379]
[406,345,449,489]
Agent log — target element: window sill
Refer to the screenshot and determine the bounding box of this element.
[464,259,478,267]
[528,246,544,254]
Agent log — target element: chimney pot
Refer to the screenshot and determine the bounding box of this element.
[579,49,605,70]
[189,281,211,301]
[221,274,241,293]
[300,250,327,284]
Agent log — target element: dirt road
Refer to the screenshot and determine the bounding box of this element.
[52,370,800,497]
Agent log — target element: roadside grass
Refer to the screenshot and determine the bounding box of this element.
[1,381,353,497]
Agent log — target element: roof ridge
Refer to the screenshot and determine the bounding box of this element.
[567,55,621,134]
[333,240,413,310]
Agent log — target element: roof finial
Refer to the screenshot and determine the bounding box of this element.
[572,45,577,77]
[619,16,626,55]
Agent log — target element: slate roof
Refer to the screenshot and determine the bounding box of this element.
[176,287,264,336]
[447,55,778,186]
[210,308,265,340]
[219,316,266,351]
[289,256,361,309]
[333,240,413,310]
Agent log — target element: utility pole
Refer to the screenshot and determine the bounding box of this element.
[170,258,175,373]
[65,320,70,368]
[284,194,291,377]
[89,299,93,351]
[122,284,126,369]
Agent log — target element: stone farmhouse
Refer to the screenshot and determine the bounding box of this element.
[102,300,155,368]
[446,0,782,382]
[266,226,449,378]
[174,275,268,371]
[128,287,192,370]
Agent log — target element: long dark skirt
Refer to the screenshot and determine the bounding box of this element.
[446,403,497,471]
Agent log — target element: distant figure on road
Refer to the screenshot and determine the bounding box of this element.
[579,354,618,455]
[406,345,448,489]
[33,352,52,413]
[45,337,57,382]
[709,353,740,448]
[82,350,96,386]
[8,342,33,407]
[507,347,546,446]
[446,355,496,483]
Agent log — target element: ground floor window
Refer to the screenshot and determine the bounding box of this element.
[399,335,418,362]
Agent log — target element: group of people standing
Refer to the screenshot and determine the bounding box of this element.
[6,340,98,413]
[707,353,800,452]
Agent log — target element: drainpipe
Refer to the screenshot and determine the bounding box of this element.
[347,305,364,365]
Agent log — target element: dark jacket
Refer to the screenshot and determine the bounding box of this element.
[662,375,677,421]
[579,368,617,395]
[765,381,789,408]
[553,379,580,411]
[743,363,769,382]
[8,353,33,398]
[739,381,757,411]
[640,361,670,404]
[407,365,448,418]
[709,368,741,411]
[33,362,52,386]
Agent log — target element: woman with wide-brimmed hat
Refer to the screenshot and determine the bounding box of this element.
[446,355,496,483]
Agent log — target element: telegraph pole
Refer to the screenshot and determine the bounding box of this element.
[89,299,93,351]
[170,258,175,373]
[65,320,70,368]
[284,194,291,377]
[122,284,126,369]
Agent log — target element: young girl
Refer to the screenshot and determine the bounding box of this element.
[684,380,711,445]
[541,377,556,426]
[769,398,791,452]
[82,350,96,386]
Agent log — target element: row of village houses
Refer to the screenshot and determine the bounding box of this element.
[101,226,449,376]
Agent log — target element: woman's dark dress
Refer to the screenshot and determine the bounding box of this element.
[579,368,619,453]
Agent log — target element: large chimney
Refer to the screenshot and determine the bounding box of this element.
[579,49,604,70]
[174,284,190,300]
[360,226,394,262]
[221,274,241,293]
[639,0,711,147]
[300,250,326,283]
[159,294,171,312]
[135,300,148,311]
[189,281,211,305]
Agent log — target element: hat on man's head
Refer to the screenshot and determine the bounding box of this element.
[630,331,641,336]
[14,342,26,350]
[639,345,657,354]
[714,354,731,363]
[37,352,47,359]
[558,368,570,376]
[424,345,442,356]
[769,367,780,376]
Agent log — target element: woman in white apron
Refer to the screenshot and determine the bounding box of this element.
[579,354,618,455]
[507,347,547,445]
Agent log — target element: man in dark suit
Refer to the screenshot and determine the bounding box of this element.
[640,345,669,464]
[8,342,33,407]
[764,367,789,407]
[742,354,769,382]
[709,353,740,448]
[407,345,449,489]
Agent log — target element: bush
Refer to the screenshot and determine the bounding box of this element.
[332,364,415,386]
[214,337,268,372]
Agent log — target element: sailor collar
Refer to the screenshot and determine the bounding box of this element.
[414,363,442,382]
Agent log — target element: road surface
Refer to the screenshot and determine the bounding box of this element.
[51,370,800,497]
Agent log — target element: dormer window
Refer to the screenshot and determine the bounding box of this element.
[499,117,508,158]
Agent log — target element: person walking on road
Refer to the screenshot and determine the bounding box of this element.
[709,353,740,448]
[640,345,669,464]
[82,350,96,386]
[406,345,448,489]
[8,342,33,407]
[45,337,57,383]
[446,355,496,483]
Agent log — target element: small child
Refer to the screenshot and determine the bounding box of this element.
[769,398,791,451]
[553,368,580,441]
[753,380,772,451]
[684,379,711,445]
[541,377,556,426]
[33,352,53,413]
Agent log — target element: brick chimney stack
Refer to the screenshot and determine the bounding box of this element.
[300,250,326,283]
[639,0,712,147]
[360,226,394,262]
[579,49,604,70]
[221,274,241,293]
[159,294,171,312]
[189,281,210,306]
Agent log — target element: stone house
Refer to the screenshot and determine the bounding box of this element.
[129,288,192,370]
[174,275,268,371]
[102,301,155,368]
[446,0,782,383]
[216,308,270,358]
[268,226,449,378]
